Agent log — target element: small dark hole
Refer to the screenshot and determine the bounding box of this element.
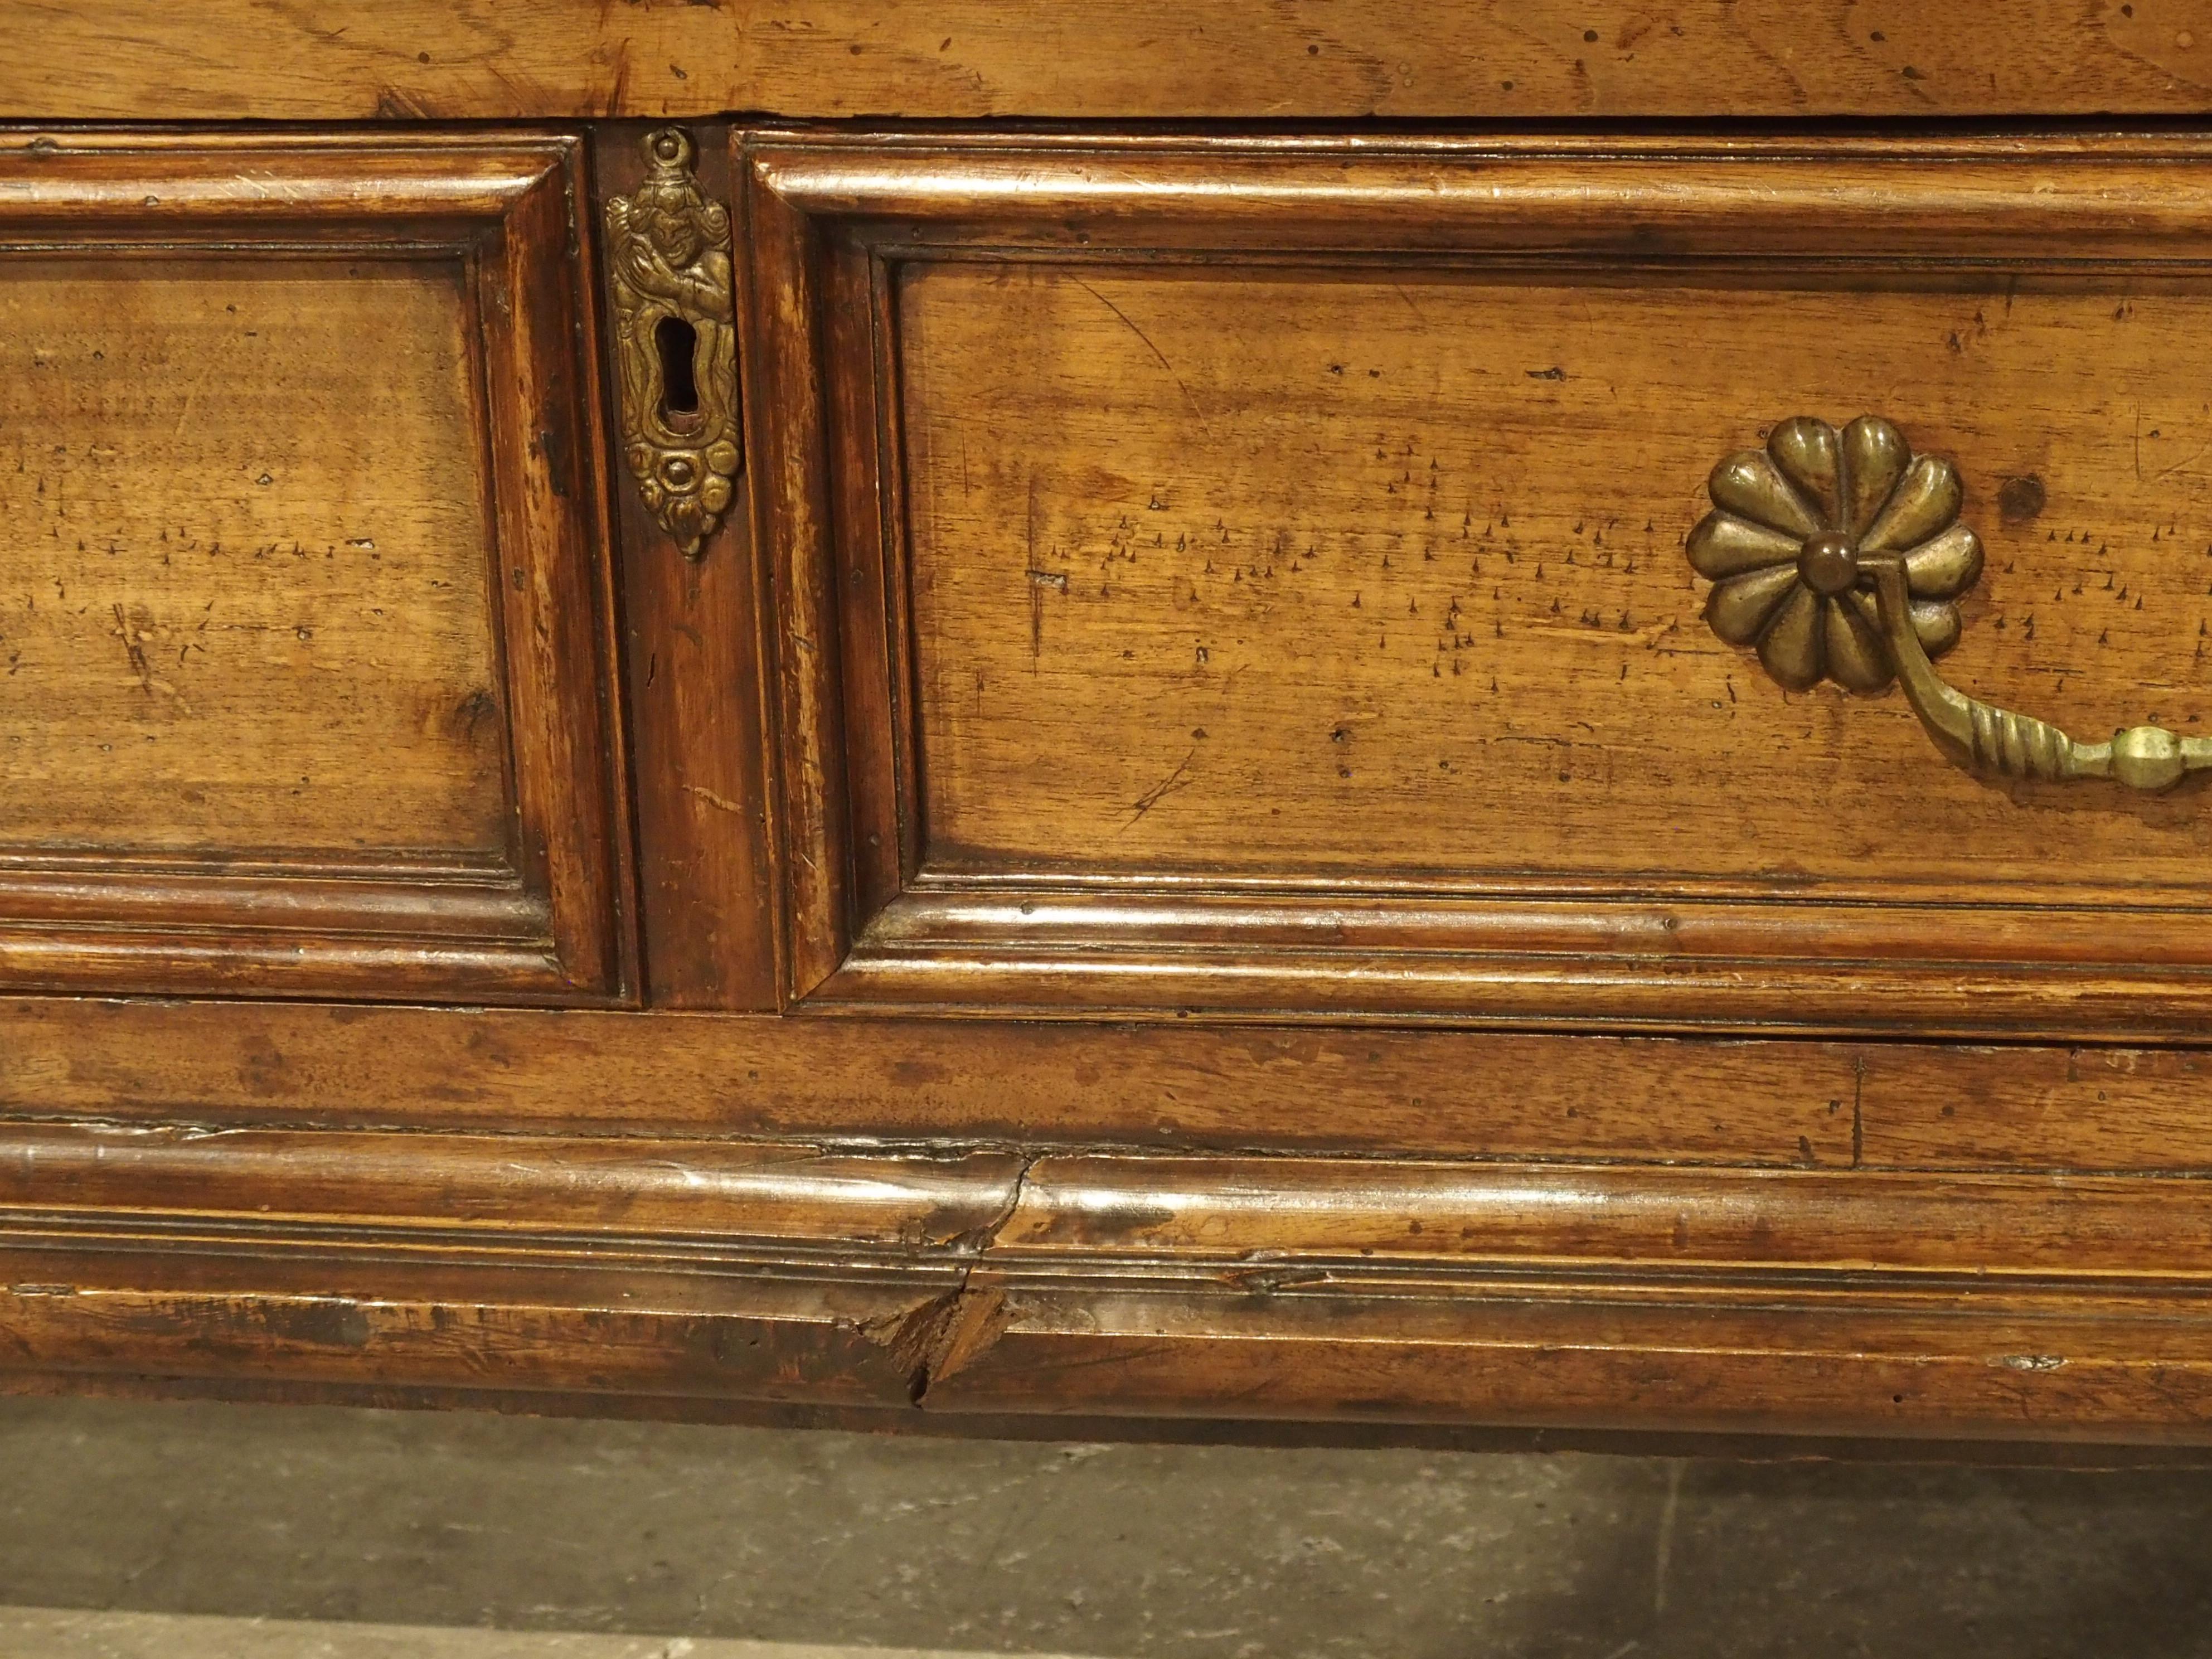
[654,314,702,429]
[1998,473,2046,523]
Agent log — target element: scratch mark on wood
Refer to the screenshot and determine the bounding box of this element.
[1071,276,1215,438]
[111,603,154,697]
[1027,566,1068,662]
[1122,745,1198,830]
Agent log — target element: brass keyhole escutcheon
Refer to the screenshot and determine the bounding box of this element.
[605,127,741,558]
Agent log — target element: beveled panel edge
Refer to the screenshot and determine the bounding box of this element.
[743,128,2212,258]
[741,127,2212,1038]
[810,888,2212,1040]
[9,1119,2212,1444]
[815,938,2212,1042]
[473,131,637,1001]
[0,129,637,1004]
[739,130,856,1002]
[0,868,546,936]
[0,126,578,229]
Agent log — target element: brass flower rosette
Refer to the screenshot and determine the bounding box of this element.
[1687,415,2212,793]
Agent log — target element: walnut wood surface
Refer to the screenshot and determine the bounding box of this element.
[744,130,2212,1036]
[19,997,2212,1177]
[0,131,634,1001]
[0,2,2207,122]
[10,1093,2212,1442]
[0,998,1856,1160]
[0,256,503,855]
[13,103,2212,1447]
[902,264,2212,890]
[596,122,780,1010]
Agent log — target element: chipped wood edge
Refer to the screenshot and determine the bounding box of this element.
[11,1121,2212,1444]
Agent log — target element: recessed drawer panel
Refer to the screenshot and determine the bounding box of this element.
[0,133,629,1002]
[746,132,2212,1037]
[900,261,2212,891]
[4,254,503,856]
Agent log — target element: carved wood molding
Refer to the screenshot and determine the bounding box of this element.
[0,132,633,1003]
[739,130,2212,1038]
[9,1118,2212,1442]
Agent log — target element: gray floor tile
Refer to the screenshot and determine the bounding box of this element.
[3,1397,2209,1658]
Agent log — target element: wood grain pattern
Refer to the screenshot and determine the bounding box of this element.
[903,265,2212,891]
[0,1,2208,122]
[8,979,2212,1441]
[20,996,2212,1179]
[11,1109,2212,1442]
[599,123,781,1011]
[0,997,1858,1163]
[925,1285,2212,1442]
[1859,1044,2212,1171]
[1,256,502,856]
[0,132,633,1001]
[740,140,852,996]
[13,87,2212,1448]
[744,131,2212,1036]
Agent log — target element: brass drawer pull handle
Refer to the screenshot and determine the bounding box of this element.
[605,127,740,557]
[1687,415,2212,793]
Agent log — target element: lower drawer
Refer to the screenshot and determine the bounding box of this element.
[8,997,2212,1449]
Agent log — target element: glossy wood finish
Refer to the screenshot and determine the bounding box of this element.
[0,997,1858,1158]
[901,269,2212,882]
[8,992,2212,1449]
[11,76,2212,1447]
[0,132,633,1002]
[25,997,2212,1175]
[12,1079,2212,1442]
[1,2,2208,122]
[744,130,2212,1037]
[596,122,779,1010]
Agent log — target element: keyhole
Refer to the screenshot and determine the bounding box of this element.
[654,315,702,431]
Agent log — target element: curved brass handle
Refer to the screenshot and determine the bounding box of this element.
[1687,415,2212,794]
[1860,558,2212,792]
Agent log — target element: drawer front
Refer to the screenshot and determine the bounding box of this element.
[746,131,2212,1037]
[0,132,629,1001]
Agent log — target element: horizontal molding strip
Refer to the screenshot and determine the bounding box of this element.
[12,1128,2212,1443]
[5,1124,2212,1286]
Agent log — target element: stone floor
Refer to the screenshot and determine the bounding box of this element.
[3,1396,2211,1657]
[0,1613,1080,1659]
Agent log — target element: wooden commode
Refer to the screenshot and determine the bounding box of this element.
[5,2,2212,1452]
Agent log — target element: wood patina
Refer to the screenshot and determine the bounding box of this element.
[4,4,2212,1452]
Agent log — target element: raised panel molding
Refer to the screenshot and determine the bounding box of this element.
[740,130,2212,1038]
[0,131,633,1002]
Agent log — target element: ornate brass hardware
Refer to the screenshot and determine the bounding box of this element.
[1687,415,2212,792]
[604,127,740,557]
